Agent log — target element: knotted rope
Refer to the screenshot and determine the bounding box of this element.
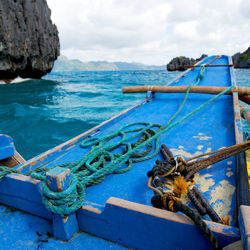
[151,192,221,250]
[0,166,20,182]
[148,139,250,249]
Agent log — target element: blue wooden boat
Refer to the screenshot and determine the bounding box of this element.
[0,55,250,249]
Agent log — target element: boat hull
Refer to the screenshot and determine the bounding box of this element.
[0,55,249,249]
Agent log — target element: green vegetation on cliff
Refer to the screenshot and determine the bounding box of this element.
[240,53,248,61]
[233,47,250,68]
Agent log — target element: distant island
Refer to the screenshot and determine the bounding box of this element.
[167,47,250,71]
[52,56,165,72]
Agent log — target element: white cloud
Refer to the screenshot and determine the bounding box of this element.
[47,0,250,65]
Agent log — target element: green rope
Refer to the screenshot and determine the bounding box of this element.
[0,166,20,182]
[241,108,250,119]
[0,66,233,216]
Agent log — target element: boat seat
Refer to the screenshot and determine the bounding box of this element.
[0,134,15,160]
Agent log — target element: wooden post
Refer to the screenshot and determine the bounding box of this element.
[46,167,79,241]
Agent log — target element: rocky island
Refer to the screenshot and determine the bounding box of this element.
[232,47,250,68]
[0,0,59,81]
[167,47,250,71]
[166,54,207,71]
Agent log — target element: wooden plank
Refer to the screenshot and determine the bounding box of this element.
[0,150,25,168]
[206,55,221,65]
[0,174,240,247]
[229,56,243,143]
[77,197,240,250]
[229,56,250,229]
[0,173,52,220]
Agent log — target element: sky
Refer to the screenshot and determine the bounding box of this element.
[47,0,250,65]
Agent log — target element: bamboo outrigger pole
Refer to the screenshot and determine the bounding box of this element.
[122,86,250,96]
[184,64,233,68]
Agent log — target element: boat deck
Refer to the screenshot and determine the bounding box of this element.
[0,55,244,249]
[17,55,237,223]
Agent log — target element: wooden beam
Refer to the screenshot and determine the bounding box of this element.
[122,85,250,96]
[184,64,233,68]
[77,197,240,249]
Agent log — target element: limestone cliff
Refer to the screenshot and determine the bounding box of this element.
[167,54,207,71]
[233,47,250,68]
[0,0,59,79]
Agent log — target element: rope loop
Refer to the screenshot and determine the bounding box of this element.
[176,156,187,174]
[42,173,85,216]
[162,192,182,212]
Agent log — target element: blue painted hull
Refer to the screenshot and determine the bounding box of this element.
[0,55,248,249]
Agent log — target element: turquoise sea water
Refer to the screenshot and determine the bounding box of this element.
[0,69,249,160]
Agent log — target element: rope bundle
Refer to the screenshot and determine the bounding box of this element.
[26,122,162,215]
[147,139,250,249]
